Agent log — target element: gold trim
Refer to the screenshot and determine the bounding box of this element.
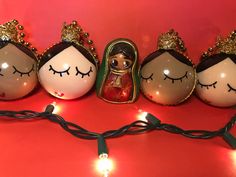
[158,29,186,54]
[0,19,38,57]
[202,30,236,58]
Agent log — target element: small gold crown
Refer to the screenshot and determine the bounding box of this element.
[0,19,24,42]
[158,29,186,53]
[61,21,82,43]
[0,19,37,54]
[61,20,98,60]
[202,30,236,58]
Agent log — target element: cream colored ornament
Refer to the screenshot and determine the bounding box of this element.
[38,21,98,100]
[196,30,236,107]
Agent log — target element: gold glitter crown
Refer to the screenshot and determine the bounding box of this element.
[0,19,37,53]
[0,19,24,42]
[202,30,236,58]
[61,20,98,60]
[61,21,82,42]
[158,29,186,53]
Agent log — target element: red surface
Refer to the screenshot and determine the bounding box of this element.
[0,0,236,177]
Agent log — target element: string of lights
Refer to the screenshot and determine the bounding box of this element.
[0,103,236,177]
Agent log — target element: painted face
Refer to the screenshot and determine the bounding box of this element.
[108,53,133,71]
[38,43,97,100]
[141,51,196,105]
[196,57,236,107]
[0,43,38,100]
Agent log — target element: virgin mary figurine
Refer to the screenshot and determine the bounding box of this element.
[96,38,139,103]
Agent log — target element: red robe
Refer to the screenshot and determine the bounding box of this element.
[102,71,133,102]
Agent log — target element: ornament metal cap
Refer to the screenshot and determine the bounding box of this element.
[202,30,236,58]
[158,29,186,53]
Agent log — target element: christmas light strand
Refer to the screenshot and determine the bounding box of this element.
[0,104,236,176]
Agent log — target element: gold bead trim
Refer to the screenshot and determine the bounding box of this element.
[61,20,98,61]
[202,30,236,58]
[158,29,186,54]
[0,19,38,56]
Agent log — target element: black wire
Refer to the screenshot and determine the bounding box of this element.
[0,110,235,141]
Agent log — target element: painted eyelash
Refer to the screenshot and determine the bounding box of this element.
[197,80,217,89]
[0,68,3,76]
[13,64,34,77]
[164,71,188,83]
[76,66,93,78]
[227,83,236,93]
[141,73,153,82]
[49,65,70,77]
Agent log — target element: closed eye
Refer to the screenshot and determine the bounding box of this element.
[227,83,236,93]
[141,73,153,82]
[164,71,188,83]
[49,65,70,77]
[13,64,34,77]
[197,80,217,89]
[76,66,93,78]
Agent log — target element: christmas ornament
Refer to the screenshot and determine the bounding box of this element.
[196,30,236,107]
[96,38,139,103]
[38,21,98,100]
[0,20,38,100]
[140,29,196,105]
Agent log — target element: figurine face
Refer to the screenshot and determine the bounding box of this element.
[109,53,133,70]
[196,56,236,107]
[141,51,196,105]
[38,44,97,100]
[0,43,37,100]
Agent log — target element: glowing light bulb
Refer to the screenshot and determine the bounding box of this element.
[96,153,113,177]
[43,102,61,114]
[51,102,60,114]
[231,151,236,168]
[137,109,148,121]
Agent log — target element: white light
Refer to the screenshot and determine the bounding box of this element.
[96,154,113,177]
[231,151,236,168]
[23,82,27,86]
[137,110,148,121]
[1,62,9,69]
[156,91,160,95]
[163,69,170,75]
[51,102,60,114]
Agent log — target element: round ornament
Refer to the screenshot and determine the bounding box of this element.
[38,21,98,100]
[0,20,38,100]
[96,38,139,103]
[196,30,236,107]
[140,29,196,105]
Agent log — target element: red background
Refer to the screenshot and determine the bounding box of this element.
[0,0,236,177]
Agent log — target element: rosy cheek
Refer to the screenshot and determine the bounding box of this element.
[54,91,64,97]
[147,94,153,99]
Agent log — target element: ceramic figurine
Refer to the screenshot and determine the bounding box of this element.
[0,20,38,100]
[196,30,236,107]
[38,21,98,100]
[96,38,139,103]
[140,29,196,105]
